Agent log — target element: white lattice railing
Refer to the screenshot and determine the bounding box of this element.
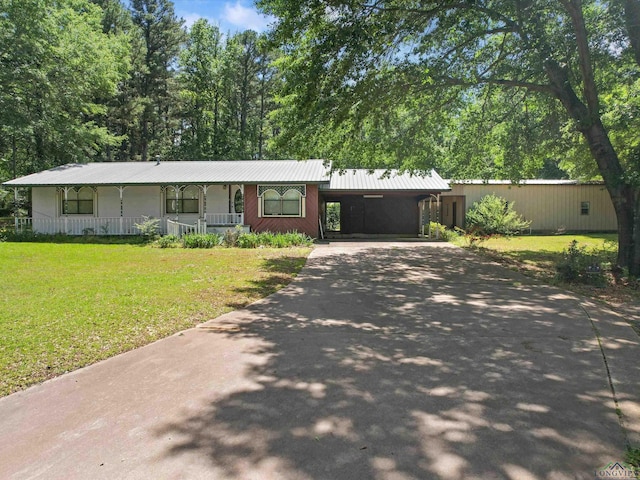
[205,213,243,225]
[166,219,207,237]
[14,217,150,236]
[12,213,244,236]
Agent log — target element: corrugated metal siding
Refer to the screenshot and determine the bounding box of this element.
[4,160,330,186]
[445,184,617,231]
[244,184,319,237]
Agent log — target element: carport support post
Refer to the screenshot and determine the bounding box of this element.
[428,194,440,240]
[428,197,432,238]
[436,194,440,239]
[418,199,425,237]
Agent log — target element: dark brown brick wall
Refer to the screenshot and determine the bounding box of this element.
[244,184,319,238]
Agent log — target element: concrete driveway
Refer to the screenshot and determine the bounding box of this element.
[0,242,638,480]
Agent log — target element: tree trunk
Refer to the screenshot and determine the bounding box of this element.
[544,58,637,273]
[11,135,17,179]
[625,0,640,66]
[581,121,637,274]
[633,189,640,276]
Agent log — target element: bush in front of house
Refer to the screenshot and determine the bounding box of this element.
[465,194,531,237]
[424,222,462,242]
[237,231,313,248]
[222,226,244,247]
[181,233,223,248]
[555,239,614,285]
[155,234,180,248]
[134,216,161,241]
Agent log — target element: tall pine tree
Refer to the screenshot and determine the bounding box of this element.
[129,0,184,161]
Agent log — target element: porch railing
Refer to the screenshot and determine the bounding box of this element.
[205,213,243,225]
[11,213,244,236]
[166,219,207,237]
[14,217,149,236]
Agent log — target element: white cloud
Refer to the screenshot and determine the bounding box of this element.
[223,1,274,32]
[181,13,206,29]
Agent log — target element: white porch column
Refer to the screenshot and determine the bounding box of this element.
[62,186,70,233]
[115,186,126,235]
[13,187,18,232]
[200,185,209,219]
[174,185,181,220]
[240,184,245,224]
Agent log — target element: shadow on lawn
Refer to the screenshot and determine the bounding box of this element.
[470,247,559,280]
[155,244,630,479]
[226,253,310,309]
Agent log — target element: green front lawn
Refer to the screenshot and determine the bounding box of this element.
[465,234,617,277]
[0,242,311,396]
[459,233,640,307]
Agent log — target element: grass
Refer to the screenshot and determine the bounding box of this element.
[0,242,311,396]
[457,233,640,307]
[458,234,617,277]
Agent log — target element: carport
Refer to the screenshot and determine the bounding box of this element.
[320,169,450,236]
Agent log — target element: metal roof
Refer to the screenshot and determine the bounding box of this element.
[3,160,451,192]
[325,169,450,191]
[3,160,330,186]
[448,179,604,185]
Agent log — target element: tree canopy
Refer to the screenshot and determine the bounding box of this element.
[0,0,130,176]
[257,0,640,272]
[2,0,640,272]
[0,0,282,178]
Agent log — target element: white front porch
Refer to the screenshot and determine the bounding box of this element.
[13,183,246,236]
[13,213,245,236]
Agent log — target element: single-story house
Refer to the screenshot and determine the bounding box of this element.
[440,180,617,232]
[2,160,450,238]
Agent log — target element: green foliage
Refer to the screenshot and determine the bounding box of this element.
[444,89,573,180]
[425,222,462,242]
[258,0,640,274]
[0,230,144,244]
[555,240,609,285]
[175,22,279,160]
[465,195,531,237]
[181,233,223,249]
[155,234,180,248]
[236,231,313,248]
[222,225,245,247]
[625,447,640,470]
[134,216,160,241]
[257,0,633,175]
[128,0,185,161]
[325,202,340,231]
[0,0,130,177]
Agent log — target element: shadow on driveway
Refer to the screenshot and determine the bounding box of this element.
[154,242,635,480]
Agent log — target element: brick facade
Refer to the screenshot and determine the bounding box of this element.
[244,184,319,238]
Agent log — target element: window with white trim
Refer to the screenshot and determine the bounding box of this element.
[258,185,306,217]
[165,186,200,214]
[61,187,94,215]
[580,201,590,216]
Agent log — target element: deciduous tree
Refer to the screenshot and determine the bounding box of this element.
[258,0,640,274]
[0,0,129,177]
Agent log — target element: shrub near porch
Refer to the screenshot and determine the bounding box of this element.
[0,243,311,396]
